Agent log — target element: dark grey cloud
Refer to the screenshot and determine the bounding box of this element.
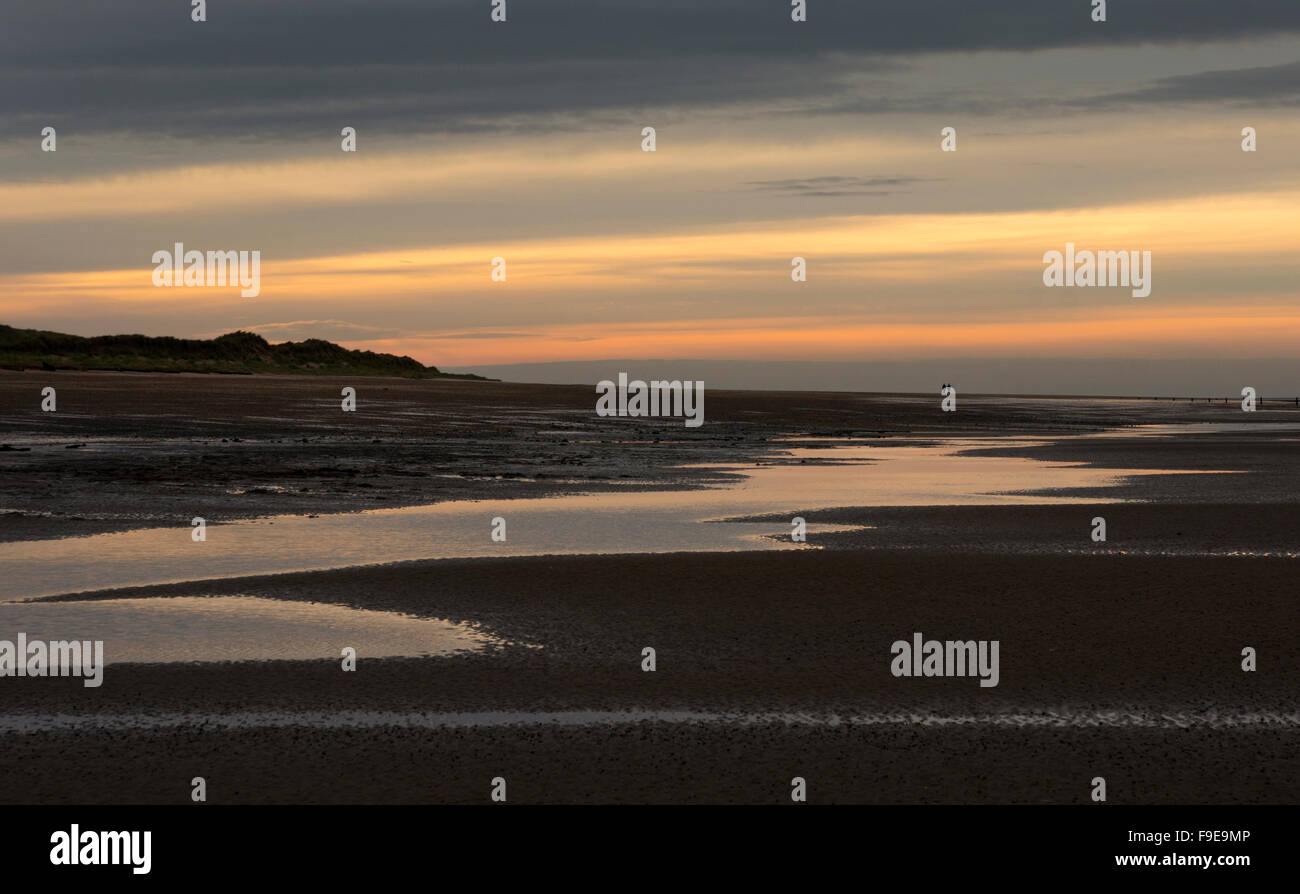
[3,56,877,140]
[6,0,1297,68]
[806,58,1300,121]
[3,0,1299,139]
[748,175,938,197]
[1076,59,1300,108]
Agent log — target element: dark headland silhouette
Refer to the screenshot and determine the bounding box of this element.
[0,324,491,379]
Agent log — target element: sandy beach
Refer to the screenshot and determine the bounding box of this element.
[1,370,1297,804]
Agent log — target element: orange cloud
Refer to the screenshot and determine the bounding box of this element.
[351,307,1300,366]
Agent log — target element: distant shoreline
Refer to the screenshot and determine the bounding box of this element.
[0,363,493,380]
[0,323,494,381]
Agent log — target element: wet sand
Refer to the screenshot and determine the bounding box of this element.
[4,369,1295,541]
[4,546,1298,803]
[1,371,1298,803]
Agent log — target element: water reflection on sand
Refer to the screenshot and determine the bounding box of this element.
[2,437,1218,601]
[0,596,496,663]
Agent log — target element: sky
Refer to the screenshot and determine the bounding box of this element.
[2,0,1298,394]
